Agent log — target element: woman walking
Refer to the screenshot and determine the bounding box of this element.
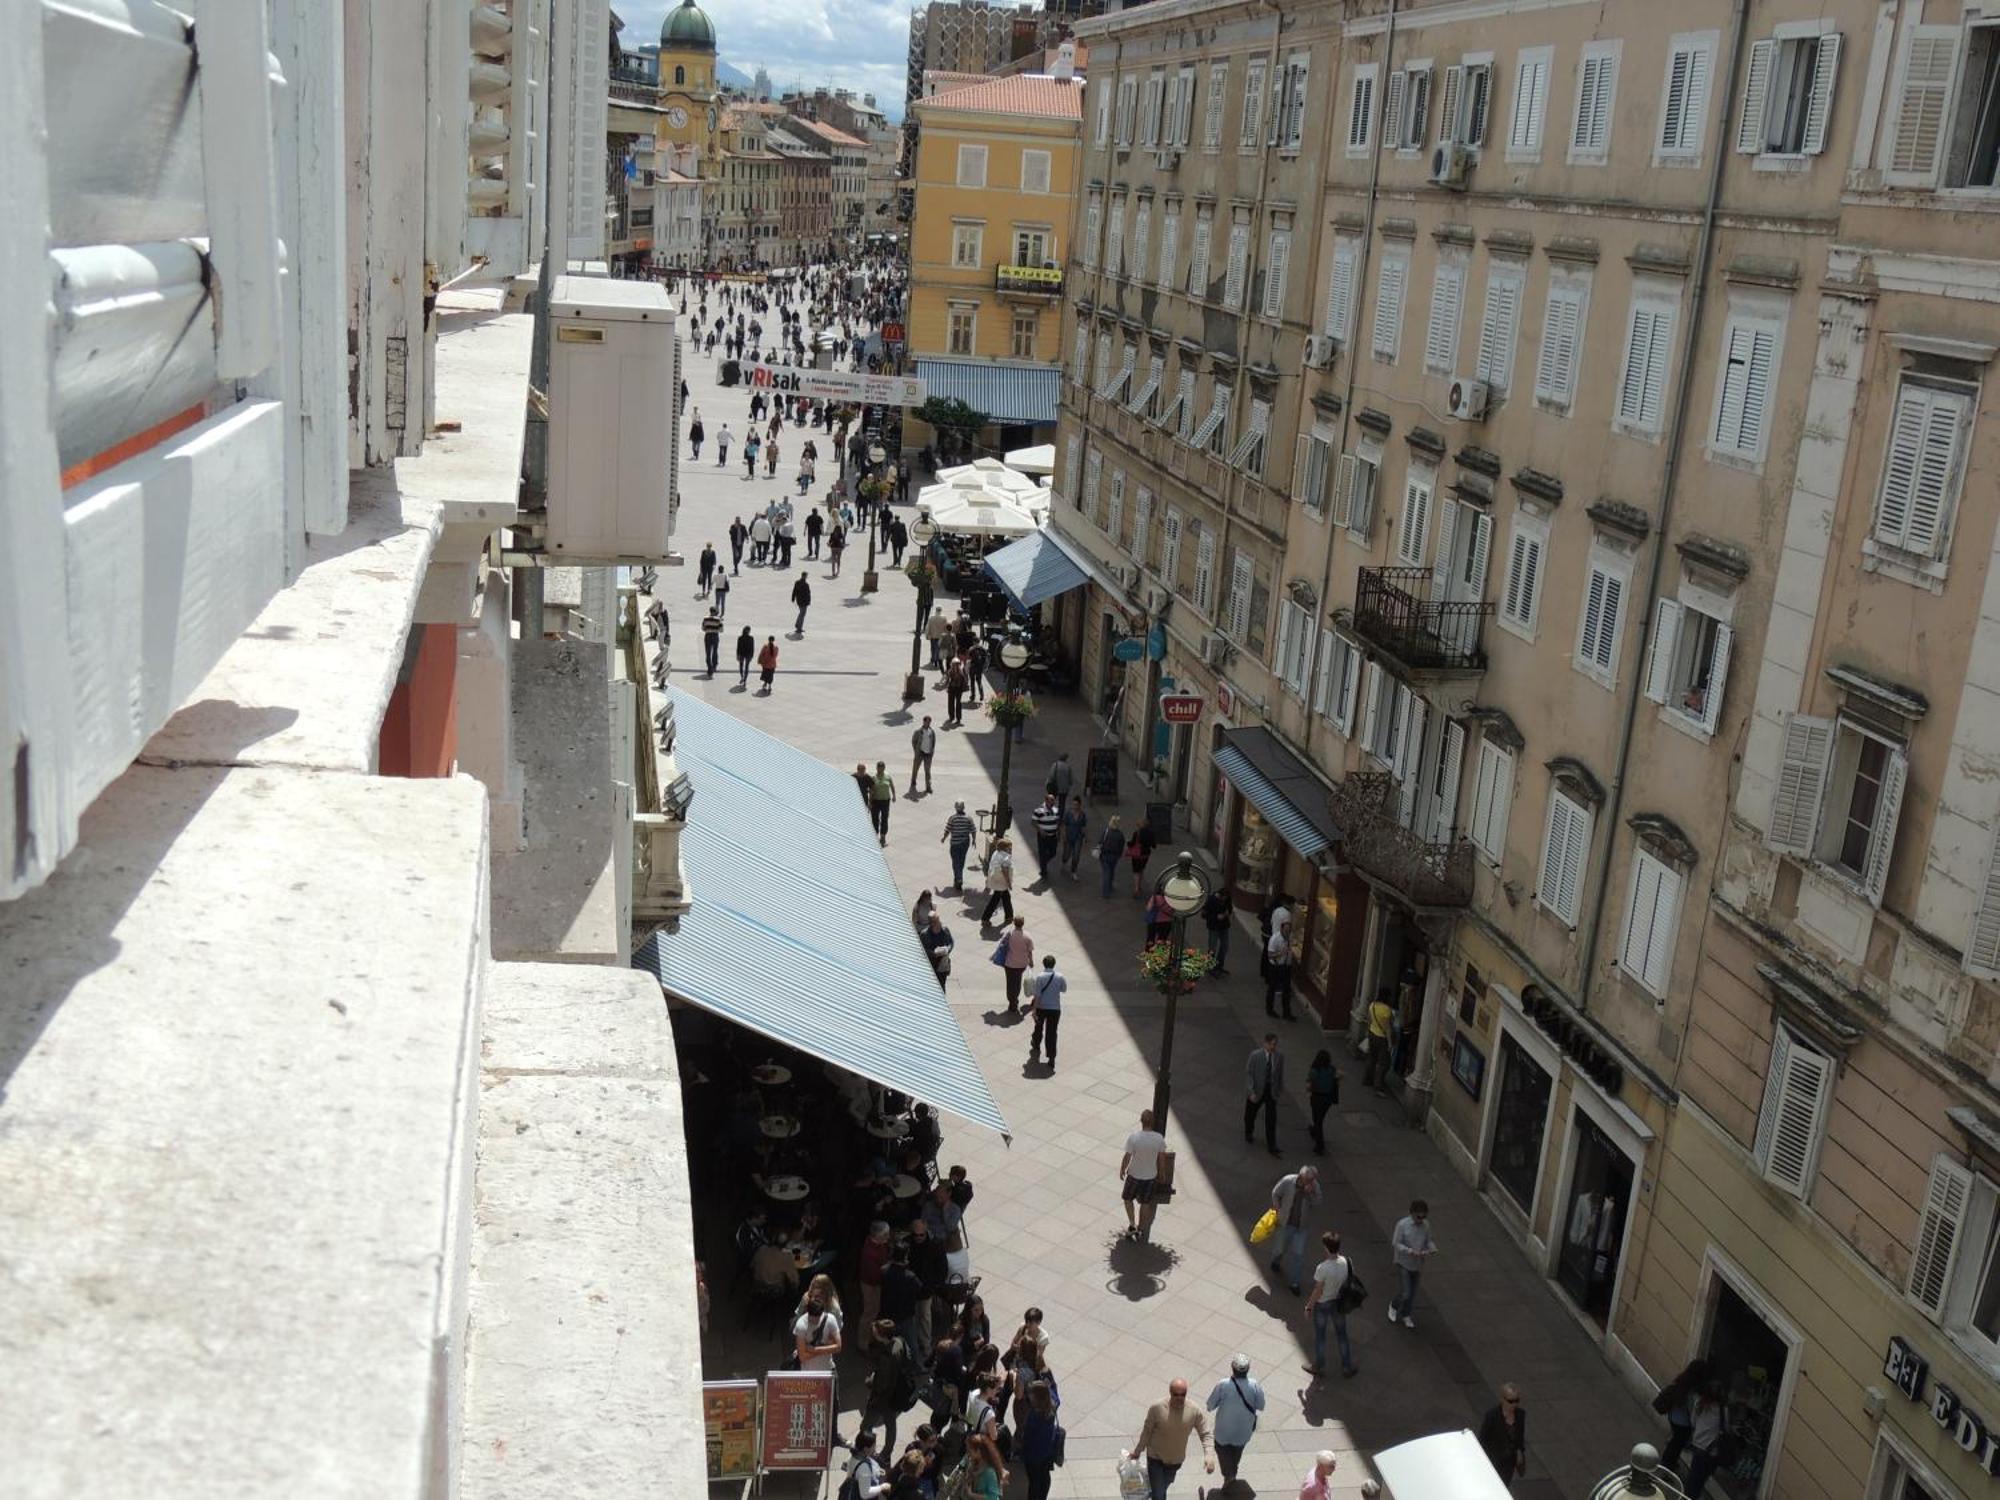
[1097,816,1127,899]
[688,407,705,461]
[756,636,779,694]
[1307,1049,1341,1156]
[828,523,847,577]
[1127,819,1157,897]
[980,839,1015,927]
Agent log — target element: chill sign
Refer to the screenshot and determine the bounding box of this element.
[1159,694,1204,724]
[1885,1336,2000,1476]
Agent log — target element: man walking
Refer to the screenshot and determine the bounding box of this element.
[943,655,968,726]
[1127,1378,1214,1500]
[1267,1165,1321,1295]
[995,914,1032,1013]
[716,422,732,468]
[1029,791,1062,880]
[697,541,717,596]
[1204,1355,1267,1495]
[979,838,1015,926]
[728,515,747,574]
[712,568,730,620]
[1302,1230,1359,1379]
[1119,1110,1168,1242]
[940,801,976,892]
[701,607,723,676]
[791,571,813,636]
[805,507,824,558]
[1202,887,1233,976]
[750,511,773,565]
[1046,751,1074,804]
[1265,914,1297,1020]
[925,607,951,669]
[1244,1033,1284,1156]
[1026,954,1064,1069]
[734,625,755,686]
[909,716,937,795]
[1060,795,1089,880]
[869,761,894,845]
[1387,1200,1438,1329]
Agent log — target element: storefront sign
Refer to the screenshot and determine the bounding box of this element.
[996,264,1064,292]
[1148,622,1168,660]
[1112,636,1146,663]
[760,1370,836,1470]
[1216,682,1234,718]
[703,1380,760,1479]
[1884,1336,2000,1476]
[747,364,928,406]
[1159,693,1204,724]
[882,321,905,343]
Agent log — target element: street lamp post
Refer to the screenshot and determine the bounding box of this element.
[1150,852,1213,1132]
[862,439,886,594]
[990,631,1031,838]
[903,512,938,702]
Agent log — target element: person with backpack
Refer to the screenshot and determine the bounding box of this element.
[860,1319,922,1463]
[837,1430,891,1500]
[1302,1230,1361,1379]
[1204,1355,1267,1495]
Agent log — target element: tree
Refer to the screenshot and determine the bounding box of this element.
[916,396,988,460]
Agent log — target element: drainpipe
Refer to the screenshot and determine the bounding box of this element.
[1575,0,1753,1013]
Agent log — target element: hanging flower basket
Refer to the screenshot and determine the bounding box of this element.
[905,555,941,590]
[985,688,1036,727]
[1139,941,1214,989]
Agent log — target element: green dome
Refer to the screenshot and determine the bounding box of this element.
[660,0,716,52]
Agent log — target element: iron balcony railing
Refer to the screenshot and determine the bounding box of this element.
[1352,566,1493,672]
[1330,772,1475,908]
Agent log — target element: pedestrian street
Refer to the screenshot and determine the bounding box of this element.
[662,307,1659,1500]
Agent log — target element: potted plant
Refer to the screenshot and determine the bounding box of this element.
[985,688,1036,728]
[904,554,940,590]
[1139,940,1215,991]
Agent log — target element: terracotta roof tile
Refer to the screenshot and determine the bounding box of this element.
[915,74,1083,121]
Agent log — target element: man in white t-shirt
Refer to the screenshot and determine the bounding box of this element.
[794,1290,847,1447]
[1119,1108,1169,1242]
[1300,1230,1358,1379]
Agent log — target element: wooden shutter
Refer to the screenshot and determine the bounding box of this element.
[1187,215,1211,294]
[1887,29,1957,183]
[1313,628,1334,712]
[1621,850,1681,996]
[1205,62,1227,146]
[1535,284,1583,405]
[1372,255,1407,357]
[1756,1028,1834,1196]
[1477,271,1521,389]
[1767,713,1834,855]
[1384,69,1408,149]
[1434,718,1466,839]
[1361,661,1383,749]
[1577,567,1607,667]
[1573,50,1616,159]
[1878,384,1968,557]
[1644,599,1682,704]
[1327,236,1357,341]
[1801,33,1841,155]
[1398,696,1428,827]
[1617,300,1674,432]
[1224,223,1248,309]
[1425,262,1463,372]
[1473,741,1512,859]
[1431,497,1461,594]
[1909,1156,1976,1318]
[1510,53,1548,152]
[1503,531,1532,624]
[1331,453,1358,527]
[1263,230,1291,318]
[1158,210,1179,288]
[1540,790,1586,923]
[1228,551,1255,638]
[1437,64,1463,144]
[1348,69,1374,150]
[1737,39,1774,153]
[1969,825,2000,979]
[1699,623,1733,736]
[1241,61,1266,147]
[1349,456,1377,537]
[1860,748,1908,907]
[1467,511,1493,598]
[1399,471,1433,566]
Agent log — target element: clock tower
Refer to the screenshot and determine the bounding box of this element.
[656,0,719,161]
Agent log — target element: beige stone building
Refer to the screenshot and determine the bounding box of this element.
[1059,2,2000,1489]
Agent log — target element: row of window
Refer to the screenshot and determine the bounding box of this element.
[953,144,1053,194]
[949,223,1056,270]
[1080,190,1294,325]
[946,304,1042,359]
[1345,25,1841,170]
[1093,52,1312,157]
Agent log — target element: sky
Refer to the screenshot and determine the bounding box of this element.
[619,0,912,121]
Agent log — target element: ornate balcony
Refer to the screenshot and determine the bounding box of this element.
[1352,566,1492,676]
[1330,772,1474,909]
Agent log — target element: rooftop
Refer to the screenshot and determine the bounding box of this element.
[914,72,1084,121]
[789,117,868,149]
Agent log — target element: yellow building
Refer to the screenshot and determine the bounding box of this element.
[908,72,1081,444]
[654,0,721,162]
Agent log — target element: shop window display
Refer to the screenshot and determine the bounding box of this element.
[1488,1034,1552,1214]
[1555,1110,1633,1326]
[1695,1278,1789,1498]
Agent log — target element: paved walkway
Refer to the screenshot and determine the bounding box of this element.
[669,319,1658,1499]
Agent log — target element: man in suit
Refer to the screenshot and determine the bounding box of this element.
[1244,1033,1284,1157]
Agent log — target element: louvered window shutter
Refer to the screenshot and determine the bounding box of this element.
[1909,1156,1975,1317]
[1698,623,1733,735]
[1969,825,2000,979]
[1757,1029,1833,1197]
[1888,31,1956,181]
[1622,852,1665,980]
[1384,70,1407,149]
[1372,257,1406,357]
[1766,713,1834,855]
[1431,497,1461,594]
[1535,286,1581,405]
[1426,264,1462,372]
[1331,454,1357,527]
[1263,231,1290,318]
[1578,568,1608,666]
[1467,511,1493,598]
[1437,64,1463,144]
[1313,629,1334,713]
[1361,662,1382,749]
[1478,274,1520,389]
[1801,34,1842,155]
[1504,533,1530,623]
[1861,748,1909,908]
[1643,599,1681,704]
[1435,719,1465,837]
[1737,40,1773,153]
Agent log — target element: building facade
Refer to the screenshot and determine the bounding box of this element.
[768,126,832,264]
[908,71,1082,446]
[779,116,869,248]
[713,104,782,266]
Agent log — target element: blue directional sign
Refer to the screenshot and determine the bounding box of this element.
[1147,623,1168,660]
[1112,636,1146,663]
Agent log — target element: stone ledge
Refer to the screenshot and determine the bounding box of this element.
[461,963,704,1500]
[0,764,488,1500]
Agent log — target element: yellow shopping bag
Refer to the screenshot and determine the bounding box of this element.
[1248,1208,1279,1245]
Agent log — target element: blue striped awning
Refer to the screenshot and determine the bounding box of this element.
[1212,727,1340,863]
[982,529,1086,611]
[912,358,1061,424]
[632,691,1009,1137]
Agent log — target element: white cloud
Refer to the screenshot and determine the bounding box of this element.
[619,0,911,119]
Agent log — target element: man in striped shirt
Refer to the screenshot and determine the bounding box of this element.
[940,802,977,893]
[1030,792,1063,880]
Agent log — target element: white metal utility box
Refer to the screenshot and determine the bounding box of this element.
[546,275,680,561]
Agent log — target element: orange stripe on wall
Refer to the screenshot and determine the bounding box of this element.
[60,402,211,490]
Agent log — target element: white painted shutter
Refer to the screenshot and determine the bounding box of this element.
[1398,472,1433,566]
[1347,69,1375,150]
[1327,237,1358,341]
[1801,33,1842,155]
[1573,51,1616,158]
[1372,255,1407,358]
[1472,741,1512,859]
[1331,454,1358,528]
[1861,748,1908,908]
[1398,696,1428,827]
[1755,1029,1833,1197]
[1510,53,1548,152]
[1224,223,1249,309]
[1434,718,1466,839]
[1699,623,1732,736]
[1888,30,1956,181]
[1539,791,1587,923]
[1263,230,1291,318]
[1736,40,1773,154]
[1206,62,1228,146]
[1361,661,1383,749]
[1535,284,1583,405]
[1643,599,1682,704]
[1335,641,1359,732]
[1660,43,1711,155]
[1767,713,1834,856]
[1194,525,1217,610]
[1292,436,1310,504]
[1467,511,1493,599]
[1241,61,1266,148]
[1349,457,1376,537]
[1877,384,1967,557]
[1968,826,2000,978]
[1431,497,1461,595]
[1228,551,1255,638]
[1188,216,1211,294]
[564,0,609,258]
[1909,1156,1975,1318]
[1502,529,1539,628]
[1617,301,1674,433]
[1477,273,1520,389]
[1425,262,1462,372]
[1313,627,1334,712]
[1158,210,1180,288]
[1384,70,1408,150]
[1437,64,1463,144]
[1621,850,1682,996]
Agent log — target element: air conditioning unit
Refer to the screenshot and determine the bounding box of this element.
[1448,376,1491,421]
[546,276,680,561]
[1145,585,1171,614]
[1303,334,1336,369]
[1200,632,1229,667]
[1429,142,1475,189]
[1111,561,1140,591]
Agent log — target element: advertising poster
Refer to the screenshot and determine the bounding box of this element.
[760,1370,836,1471]
[702,1380,760,1480]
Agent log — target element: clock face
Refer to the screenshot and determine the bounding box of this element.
[667,106,689,128]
